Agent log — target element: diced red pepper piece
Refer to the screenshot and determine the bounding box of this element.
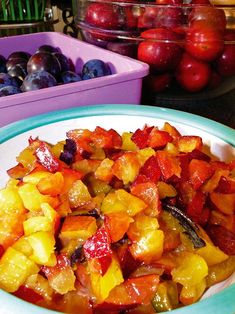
[90,126,122,149]
[131,125,154,149]
[35,142,60,173]
[206,224,235,255]
[139,155,161,183]
[96,274,159,311]
[186,190,209,225]
[189,159,215,190]
[156,151,181,181]
[148,128,173,149]
[83,226,112,275]
[13,285,44,304]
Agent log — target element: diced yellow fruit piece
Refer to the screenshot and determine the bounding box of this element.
[68,180,92,208]
[41,203,58,222]
[180,278,207,305]
[43,253,57,267]
[18,183,57,211]
[95,158,114,182]
[101,189,147,216]
[6,178,19,189]
[164,142,179,155]
[157,181,177,199]
[86,175,111,196]
[27,231,55,265]
[112,152,140,185]
[50,140,65,158]
[121,132,138,151]
[12,236,33,257]
[0,247,39,292]
[72,159,100,175]
[90,147,106,160]
[23,216,52,236]
[0,186,26,249]
[0,186,24,215]
[172,252,208,287]
[196,241,228,266]
[136,147,155,166]
[16,146,37,170]
[49,267,76,295]
[128,215,164,263]
[25,274,53,301]
[23,171,50,184]
[130,229,164,263]
[89,255,124,302]
[177,136,202,153]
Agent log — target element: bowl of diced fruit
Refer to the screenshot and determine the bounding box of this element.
[0,104,235,314]
[74,0,235,102]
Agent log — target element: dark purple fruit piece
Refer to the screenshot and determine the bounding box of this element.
[53,52,71,72]
[0,85,22,97]
[8,63,27,81]
[7,51,31,61]
[36,45,60,54]
[0,73,19,88]
[21,70,57,92]
[106,42,138,58]
[0,55,7,73]
[81,59,111,80]
[6,58,27,72]
[27,52,61,77]
[60,71,82,84]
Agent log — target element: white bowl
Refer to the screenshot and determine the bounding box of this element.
[0,104,235,314]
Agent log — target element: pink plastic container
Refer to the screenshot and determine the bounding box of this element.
[0,32,149,127]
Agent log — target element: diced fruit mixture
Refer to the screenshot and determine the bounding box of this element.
[0,123,235,313]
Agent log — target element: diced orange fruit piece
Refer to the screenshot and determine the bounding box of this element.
[68,180,92,208]
[101,189,147,217]
[177,136,202,153]
[210,192,235,215]
[112,152,140,185]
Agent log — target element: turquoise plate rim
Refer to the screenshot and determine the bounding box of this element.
[0,104,235,314]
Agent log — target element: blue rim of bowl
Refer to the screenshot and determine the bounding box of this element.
[0,104,235,314]
[1,104,234,146]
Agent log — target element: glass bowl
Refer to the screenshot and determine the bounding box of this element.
[74,0,235,100]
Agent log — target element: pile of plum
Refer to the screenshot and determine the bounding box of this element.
[79,0,235,93]
[0,45,112,97]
